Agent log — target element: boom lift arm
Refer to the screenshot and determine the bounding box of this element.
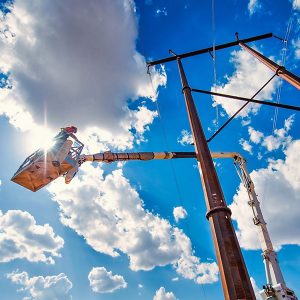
[76,150,297,300]
[214,153,297,300]
[11,138,297,300]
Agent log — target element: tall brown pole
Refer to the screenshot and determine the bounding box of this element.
[177,57,255,300]
[239,42,300,90]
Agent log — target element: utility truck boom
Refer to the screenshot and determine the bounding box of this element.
[11,129,297,299]
[80,150,297,300]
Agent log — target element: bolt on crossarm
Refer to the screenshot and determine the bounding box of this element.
[176,57,255,300]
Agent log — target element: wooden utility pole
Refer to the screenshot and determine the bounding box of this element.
[147,33,275,300]
[239,41,300,90]
[176,57,255,300]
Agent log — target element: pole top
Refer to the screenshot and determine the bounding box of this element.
[235,32,239,41]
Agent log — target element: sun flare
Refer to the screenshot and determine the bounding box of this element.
[24,126,57,154]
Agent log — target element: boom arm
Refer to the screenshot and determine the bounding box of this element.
[11,140,297,299]
[11,125,297,300]
[233,155,297,300]
[82,151,196,163]
[81,151,241,163]
[75,150,297,300]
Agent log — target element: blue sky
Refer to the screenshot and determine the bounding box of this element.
[0,0,299,299]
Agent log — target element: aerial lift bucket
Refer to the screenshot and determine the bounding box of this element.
[11,129,84,192]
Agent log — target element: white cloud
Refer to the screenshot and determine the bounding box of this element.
[173,206,188,223]
[79,105,159,152]
[212,49,279,118]
[88,267,127,294]
[262,130,292,152]
[292,38,300,59]
[47,164,218,284]
[177,130,193,146]
[0,210,63,264]
[261,115,294,152]
[127,105,159,144]
[0,87,35,131]
[248,127,263,144]
[153,287,177,300]
[239,138,253,155]
[250,277,262,300]
[156,7,168,16]
[175,256,219,284]
[241,115,295,155]
[257,152,263,160]
[284,114,295,131]
[0,0,166,149]
[248,0,261,15]
[129,106,158,135]
[171,277,179,281]
[7,271,72,300]
[138,283,143,288]
[292,0,300,10]
[230,139,300,250]
[241,118,252,126]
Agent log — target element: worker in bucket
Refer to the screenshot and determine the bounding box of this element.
[54,126,79,142]
[52,126,79,167]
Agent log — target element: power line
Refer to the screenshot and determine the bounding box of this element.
[272,11,294,132]
[148,68,190,226]
[211,0,218,129]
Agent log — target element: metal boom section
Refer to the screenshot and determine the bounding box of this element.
[79,150,297,300]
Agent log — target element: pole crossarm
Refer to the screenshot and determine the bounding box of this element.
[191,88,300,112]
[147,33,273,67]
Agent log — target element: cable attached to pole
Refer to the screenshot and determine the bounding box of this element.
[211,0,218,130]
[147,67,187,213]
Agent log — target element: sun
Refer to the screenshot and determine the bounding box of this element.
[24,125,57,154]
